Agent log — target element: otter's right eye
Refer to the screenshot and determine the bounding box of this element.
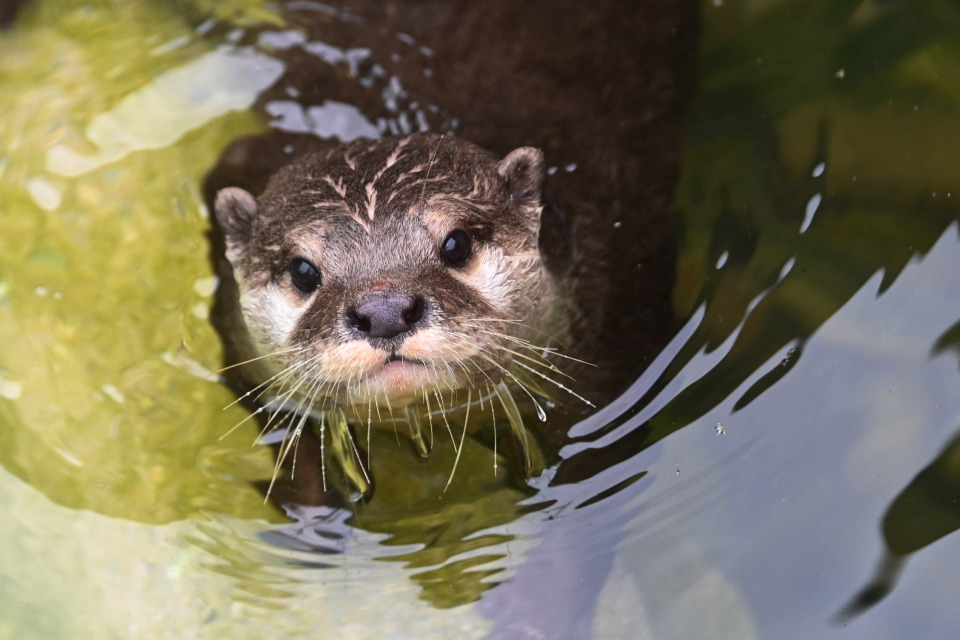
[289,257,321,294]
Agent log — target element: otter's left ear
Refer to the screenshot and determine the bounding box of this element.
[498,147,545,217]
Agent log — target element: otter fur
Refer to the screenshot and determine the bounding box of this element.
[205,0,694,499]
[213,134,599,493]
[215,134,569,410]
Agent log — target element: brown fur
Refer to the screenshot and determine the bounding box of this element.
[214,134,569,411]
[203,0,697,502]
[205,0,695,411]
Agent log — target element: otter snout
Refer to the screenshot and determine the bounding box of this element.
[346,293,427,340]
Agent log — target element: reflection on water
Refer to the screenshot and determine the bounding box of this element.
[46,45,284,177]
[3,0,960,638]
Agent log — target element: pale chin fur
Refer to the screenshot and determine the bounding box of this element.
[239,280,486,407]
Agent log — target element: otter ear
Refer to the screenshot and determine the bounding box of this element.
[497,147,545,215]
[214,187,257,250]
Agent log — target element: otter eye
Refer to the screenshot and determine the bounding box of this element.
[289,257,321,294]
[441,229,472,266]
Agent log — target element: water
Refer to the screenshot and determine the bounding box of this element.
[2,0,960,638]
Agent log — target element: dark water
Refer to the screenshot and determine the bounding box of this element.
[2,0,960,638]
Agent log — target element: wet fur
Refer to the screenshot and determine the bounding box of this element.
[213,134,591,493]
[205,0,694,501]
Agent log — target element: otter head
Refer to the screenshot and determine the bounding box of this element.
[214,133,555,409]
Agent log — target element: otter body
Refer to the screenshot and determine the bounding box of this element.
[203,0,694,633]
[205,0,694,500]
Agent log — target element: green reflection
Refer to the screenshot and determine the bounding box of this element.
[662,0,960,435]
[348,429,538,608]
[0,0,284,524]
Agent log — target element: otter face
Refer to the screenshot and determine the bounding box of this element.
[214,134,552,408]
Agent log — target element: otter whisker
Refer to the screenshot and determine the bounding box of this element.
[451,321,594,409]
[340,409,371,487]
[489,342,574,379]
[433,390,458,456]
[435,343,476,384]
[423,390,435,450]
[480,328,594,367]
[239,360,317,424]
[318,411,327,492]
[265,412,301,499]
[270,398,313,493]
[442,324,561,380]
[218,404,270,441]
[384,393,395,422]
[487,383,498,475]
[406,405,429,456]
[366,397,373,469]
[448,356,509,476]
[214,344,302,376]
[265,363,328,489]
[469,316,570,345]
[511,360,595,408]
[257,359,341,496]
[491,381,546,476]
[256,357,325,435]
[443,387,471,493]
[474,351,550,421]
[467,317,566,349]
[221,345,309,411]
[427,354,460,397]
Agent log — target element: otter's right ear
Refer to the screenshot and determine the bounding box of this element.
[214,187,257,249]
[498,147,545,215]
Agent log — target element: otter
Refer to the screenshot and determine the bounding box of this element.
[200,1,692,634]
[214,133,592,495]
[205,0,691,504]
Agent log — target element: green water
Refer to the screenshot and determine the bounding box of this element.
[0,2,318,637]
[3,0,960,638]
[0,0,283,525]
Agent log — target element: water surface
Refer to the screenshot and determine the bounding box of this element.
[3,0,960,638]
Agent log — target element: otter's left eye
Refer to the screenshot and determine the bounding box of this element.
[289,257,321,294]
[441,229,472,266]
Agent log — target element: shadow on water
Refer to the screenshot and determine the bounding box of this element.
[836,422,960,622]
[837,318,960,622]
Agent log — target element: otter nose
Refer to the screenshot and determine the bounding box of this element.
[347,294,426,340]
